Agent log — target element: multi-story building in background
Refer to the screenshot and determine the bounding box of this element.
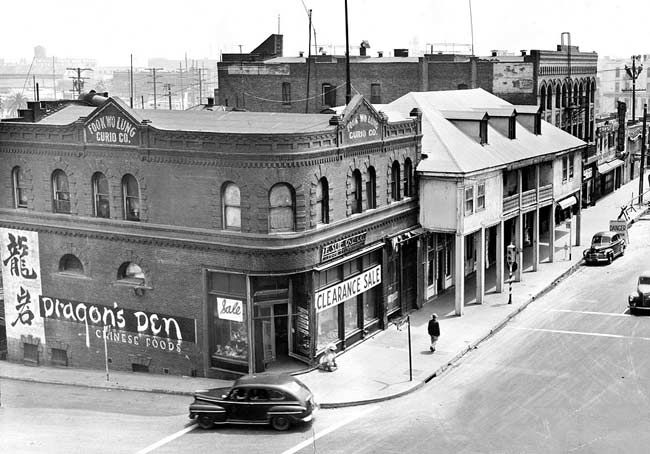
[597,55,649,119]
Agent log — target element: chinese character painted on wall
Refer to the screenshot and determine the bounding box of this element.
[2,232,37,279]
[11,286,35,327]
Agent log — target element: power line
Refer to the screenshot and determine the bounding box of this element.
[67,67,93,98]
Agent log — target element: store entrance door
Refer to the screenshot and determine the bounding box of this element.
[255,302,289,372]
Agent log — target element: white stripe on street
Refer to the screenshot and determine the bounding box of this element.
[134,424,196,454]
[513,326,650,341]
[281,405,379,454]
[550,309,632,317]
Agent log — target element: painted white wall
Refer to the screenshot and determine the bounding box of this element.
[460,170,503,234]
[553,151,582,199]
[419,177,458,231]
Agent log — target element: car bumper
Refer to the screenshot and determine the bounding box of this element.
[584,254,608,263]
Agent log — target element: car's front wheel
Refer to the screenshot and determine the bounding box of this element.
[197,414,215,430]
[271,415,291,431]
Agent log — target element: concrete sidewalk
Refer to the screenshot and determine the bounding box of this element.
[1,178,648,408]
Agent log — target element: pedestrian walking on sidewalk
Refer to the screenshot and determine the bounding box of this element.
[428,314,440,352]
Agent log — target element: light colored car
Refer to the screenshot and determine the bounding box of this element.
[189,374,317,431]
[628,271,650,314]
[583,231,625,265]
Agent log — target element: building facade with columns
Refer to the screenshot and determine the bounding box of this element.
[0,93,423,378]
[387,89,585,314]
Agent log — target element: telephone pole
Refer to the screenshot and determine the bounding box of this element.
[344,0,351,105]
[624,55,644,122]
[67,67,93,98]
[146,67,163,109]
[166,83,172,110]
[639,104,648,205]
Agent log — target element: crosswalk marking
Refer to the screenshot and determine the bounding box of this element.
[550,309,631,317]
[513,326,650,342]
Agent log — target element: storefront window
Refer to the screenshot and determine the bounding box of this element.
[317,306,339,350]
[344,298,359,335]
[363,286,378,324]
[211,296,248,362]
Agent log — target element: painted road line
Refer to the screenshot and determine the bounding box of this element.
[550,309,632,317]
[134,424,196,454]
[513,326,650,341]
[281,405,379,454]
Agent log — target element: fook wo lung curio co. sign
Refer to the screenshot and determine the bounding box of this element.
[315,265,381,313]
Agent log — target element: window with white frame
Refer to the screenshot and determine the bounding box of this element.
[222,182,241,231]
[477,183,485,210]
[52,169,70,214]
[464,186,474,215]
[562,156,568,182]
[122,174,140,221]
[269,183,295,232]
[316,177,329,224]
[12,166,28,208]
[92,172,110,218]
[569,153,574,178]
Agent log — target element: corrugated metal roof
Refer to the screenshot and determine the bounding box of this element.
[387,89,585,175]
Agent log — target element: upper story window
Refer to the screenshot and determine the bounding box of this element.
[477,183,485,211]
[546,87,553,110]
[403,158,413,197]
[52,169,70,214]
[59,254,84,275]
[366,166,377,209]
[122,174,140,221]
[555,85,561,108]
[479,119,488,144]
[464,186,474,216]
[92,172,110,218]
[222,182,241,231]
[569,153,574,178]
[322,83,336,107]
[370,83,381,104]
[391,161,401,201]
[12,166,28,208]
[351,170,363,214]
[562,156,568,182]
[540,85,546,111]
[269,183,295,233]
[316,177,329,224]
[118,261,145,285]
[282,82,291,105]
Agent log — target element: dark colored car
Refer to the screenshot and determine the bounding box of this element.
[628,271,650,314]
[583,231,625,264]
[189,374,317,431]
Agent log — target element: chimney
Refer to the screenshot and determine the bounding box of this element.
[299,51,304,57]
[360,46,366,57]
[207,97,214,107]
[394,48,408,57]
[520,50,527,56]
[491,50,498,57]
[360,40,370,57]
[378,51,383,58]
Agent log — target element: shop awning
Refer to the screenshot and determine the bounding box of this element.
[597,159,624,175]
[557,195,578,210]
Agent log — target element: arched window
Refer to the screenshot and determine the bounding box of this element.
[222,182,241,231]
[578,82,584,105]
[52,169,70,213]
[12,166,28,208]
[562,83,568,108]
[351,169,362,214]
[391,161,401,201]
[555,84,561,108]
[539,85,546,111]
[366,166,377,209]
[118,261,145,285]
[315,177,329,224]
[573,82,579,105]
[269,183,295,232]
[92,172,110,218]
[404,158,413,197]
[59,254,84,274]
[546,85,553,109]
[122,174,140,221]
[590,80,596,103]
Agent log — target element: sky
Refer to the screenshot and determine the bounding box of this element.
[0,0,647,67]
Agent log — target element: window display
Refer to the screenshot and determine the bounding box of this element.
[344,298,359,334]
[317,305,338,350]
[211,296,248,363]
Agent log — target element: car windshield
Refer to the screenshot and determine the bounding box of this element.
[591,235,610,245]
[639,276,650,285]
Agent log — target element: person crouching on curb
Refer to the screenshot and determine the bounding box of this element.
[428,314,440,352]
[319,343,338,372]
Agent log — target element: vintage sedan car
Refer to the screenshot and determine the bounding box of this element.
[583,231,625,265]
[189,374,317,431]
[628,271,650,314]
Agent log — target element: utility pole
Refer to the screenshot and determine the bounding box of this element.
[305,9,312,113]
[625,55,644,123]
[52,56,56,100]
[67,67,93,98]
[179,62,184,110]
[129,54,134,108]
[198,67,203,105]
[146,67,163,109]
[167,83,172,110]
[639,104,648,205]
[344,0,351,105]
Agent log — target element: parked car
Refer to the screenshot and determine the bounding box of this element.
[583,231,625,264]
[189,374,317,431]
[628,271,650,314]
